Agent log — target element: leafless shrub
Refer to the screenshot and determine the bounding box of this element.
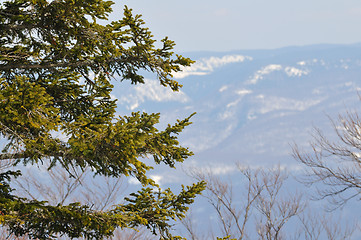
[0,163,153,239]
[296,211,357,240]
[185,164,357,240]
[293,109,361,209]
[180,209,210,240]
[254,168,304,240]
[187,165,304,240]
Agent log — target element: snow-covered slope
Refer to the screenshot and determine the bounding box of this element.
[113,43,361,183]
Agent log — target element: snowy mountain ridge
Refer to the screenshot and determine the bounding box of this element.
[112,43,361,184]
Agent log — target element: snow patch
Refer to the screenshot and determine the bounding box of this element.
[226,100,240,108]
[284,67,309,77]
[119,79,189,110]
[128,177,141,185]
[150,175,163,185]
[173,55,253,79]
[297,61,306,66]
[219,110,234,120]
[236,89,253,96]
[248,64,309,84]
[129,175,163,186]
[218,89,252,119]
[219,85,228,92]
[252,95,324,115]
[185,123,236,152]
[247,64,282,84]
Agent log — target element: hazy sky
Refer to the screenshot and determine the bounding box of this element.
[112,0,361,52]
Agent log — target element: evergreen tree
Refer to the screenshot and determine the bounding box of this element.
[0,0,205,239]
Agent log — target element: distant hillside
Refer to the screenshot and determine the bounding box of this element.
[113,43,361,183]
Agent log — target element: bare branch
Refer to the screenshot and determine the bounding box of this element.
[293,107,361,208]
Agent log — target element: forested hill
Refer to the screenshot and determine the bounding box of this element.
[114,43,361,182]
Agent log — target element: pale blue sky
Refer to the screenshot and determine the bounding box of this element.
[113,0,361,52]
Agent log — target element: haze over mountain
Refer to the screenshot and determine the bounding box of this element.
[113,43,361,184]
